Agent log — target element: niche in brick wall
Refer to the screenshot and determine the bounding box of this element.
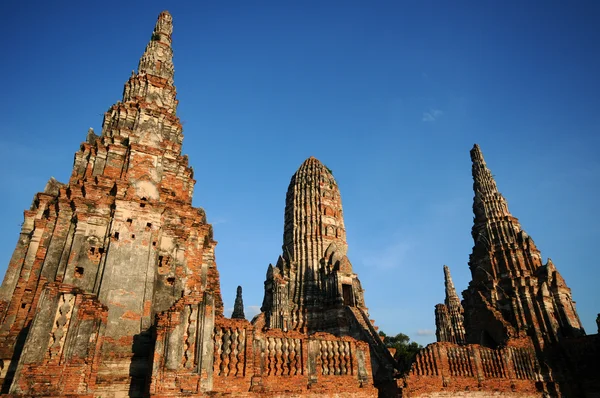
[157,255,172,275]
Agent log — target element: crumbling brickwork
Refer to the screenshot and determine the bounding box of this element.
[151,315,376,396]
[10,283,107,396]
[0,11,222,397]
[403,338,542,397]
[0,10,598,398]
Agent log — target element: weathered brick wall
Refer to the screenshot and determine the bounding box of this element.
[9,283,107,396]
[402,340,543,397]
[151,315,377,397]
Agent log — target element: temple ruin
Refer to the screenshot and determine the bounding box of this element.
[0,11,597,398]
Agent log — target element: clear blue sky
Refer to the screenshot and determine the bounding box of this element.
[1,1,599,345]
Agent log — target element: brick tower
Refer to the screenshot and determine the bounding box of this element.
[434,265,466,344]
[260,157,366,333]
[258,157,397,383]
[462,144,585,348]
[0,12,222,396]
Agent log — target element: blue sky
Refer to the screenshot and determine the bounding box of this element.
[1,1,599,345]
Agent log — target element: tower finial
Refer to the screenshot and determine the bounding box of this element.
[470,144,513,228]
[443,265,461,308]
[471,144,500,196]
[231,285,246,320]
[137,11,175,82]
[470,143,485,164]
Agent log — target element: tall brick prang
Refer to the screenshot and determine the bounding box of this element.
[258,157,398,386]
[260,157,364,332]
[0,11,222,396]
[463,144,585,348]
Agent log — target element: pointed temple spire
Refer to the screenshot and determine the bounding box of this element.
[231,285,246,320]
[114,10,183,152]
[137,11,175,82]
[443,264,460,308]
[470,144,513,233]
[463,144,584,348]
[0,12,222,394]
[435,265,466,344]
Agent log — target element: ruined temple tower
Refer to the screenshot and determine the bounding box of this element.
[434,265,466,344]
[462,144,585,348]
[260,157,366,333]
[0,12,222,395]
[258,157,397,383]
[3,9,598,397]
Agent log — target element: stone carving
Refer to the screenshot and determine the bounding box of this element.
[317,339,352,376]
[508,346,539,381]
[47,293,75,361]
[407,341,543,395]
[447,346,473,377]
[260,157,362,333]
[264,336,303,376]
[214,325,246,377]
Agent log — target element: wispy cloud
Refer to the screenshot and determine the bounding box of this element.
[416,329,434,336]
[422,109,443,122]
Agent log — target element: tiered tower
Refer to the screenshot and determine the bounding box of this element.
[462,144,584,348]
[434,265,466,344]
[258,157,397,383]
[260,157,366,333]
[0,12,222,396]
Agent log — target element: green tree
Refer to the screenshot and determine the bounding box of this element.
[379,331,423,373]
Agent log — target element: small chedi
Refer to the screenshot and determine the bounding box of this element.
[0,10,598,398]
[434,265,466,345]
